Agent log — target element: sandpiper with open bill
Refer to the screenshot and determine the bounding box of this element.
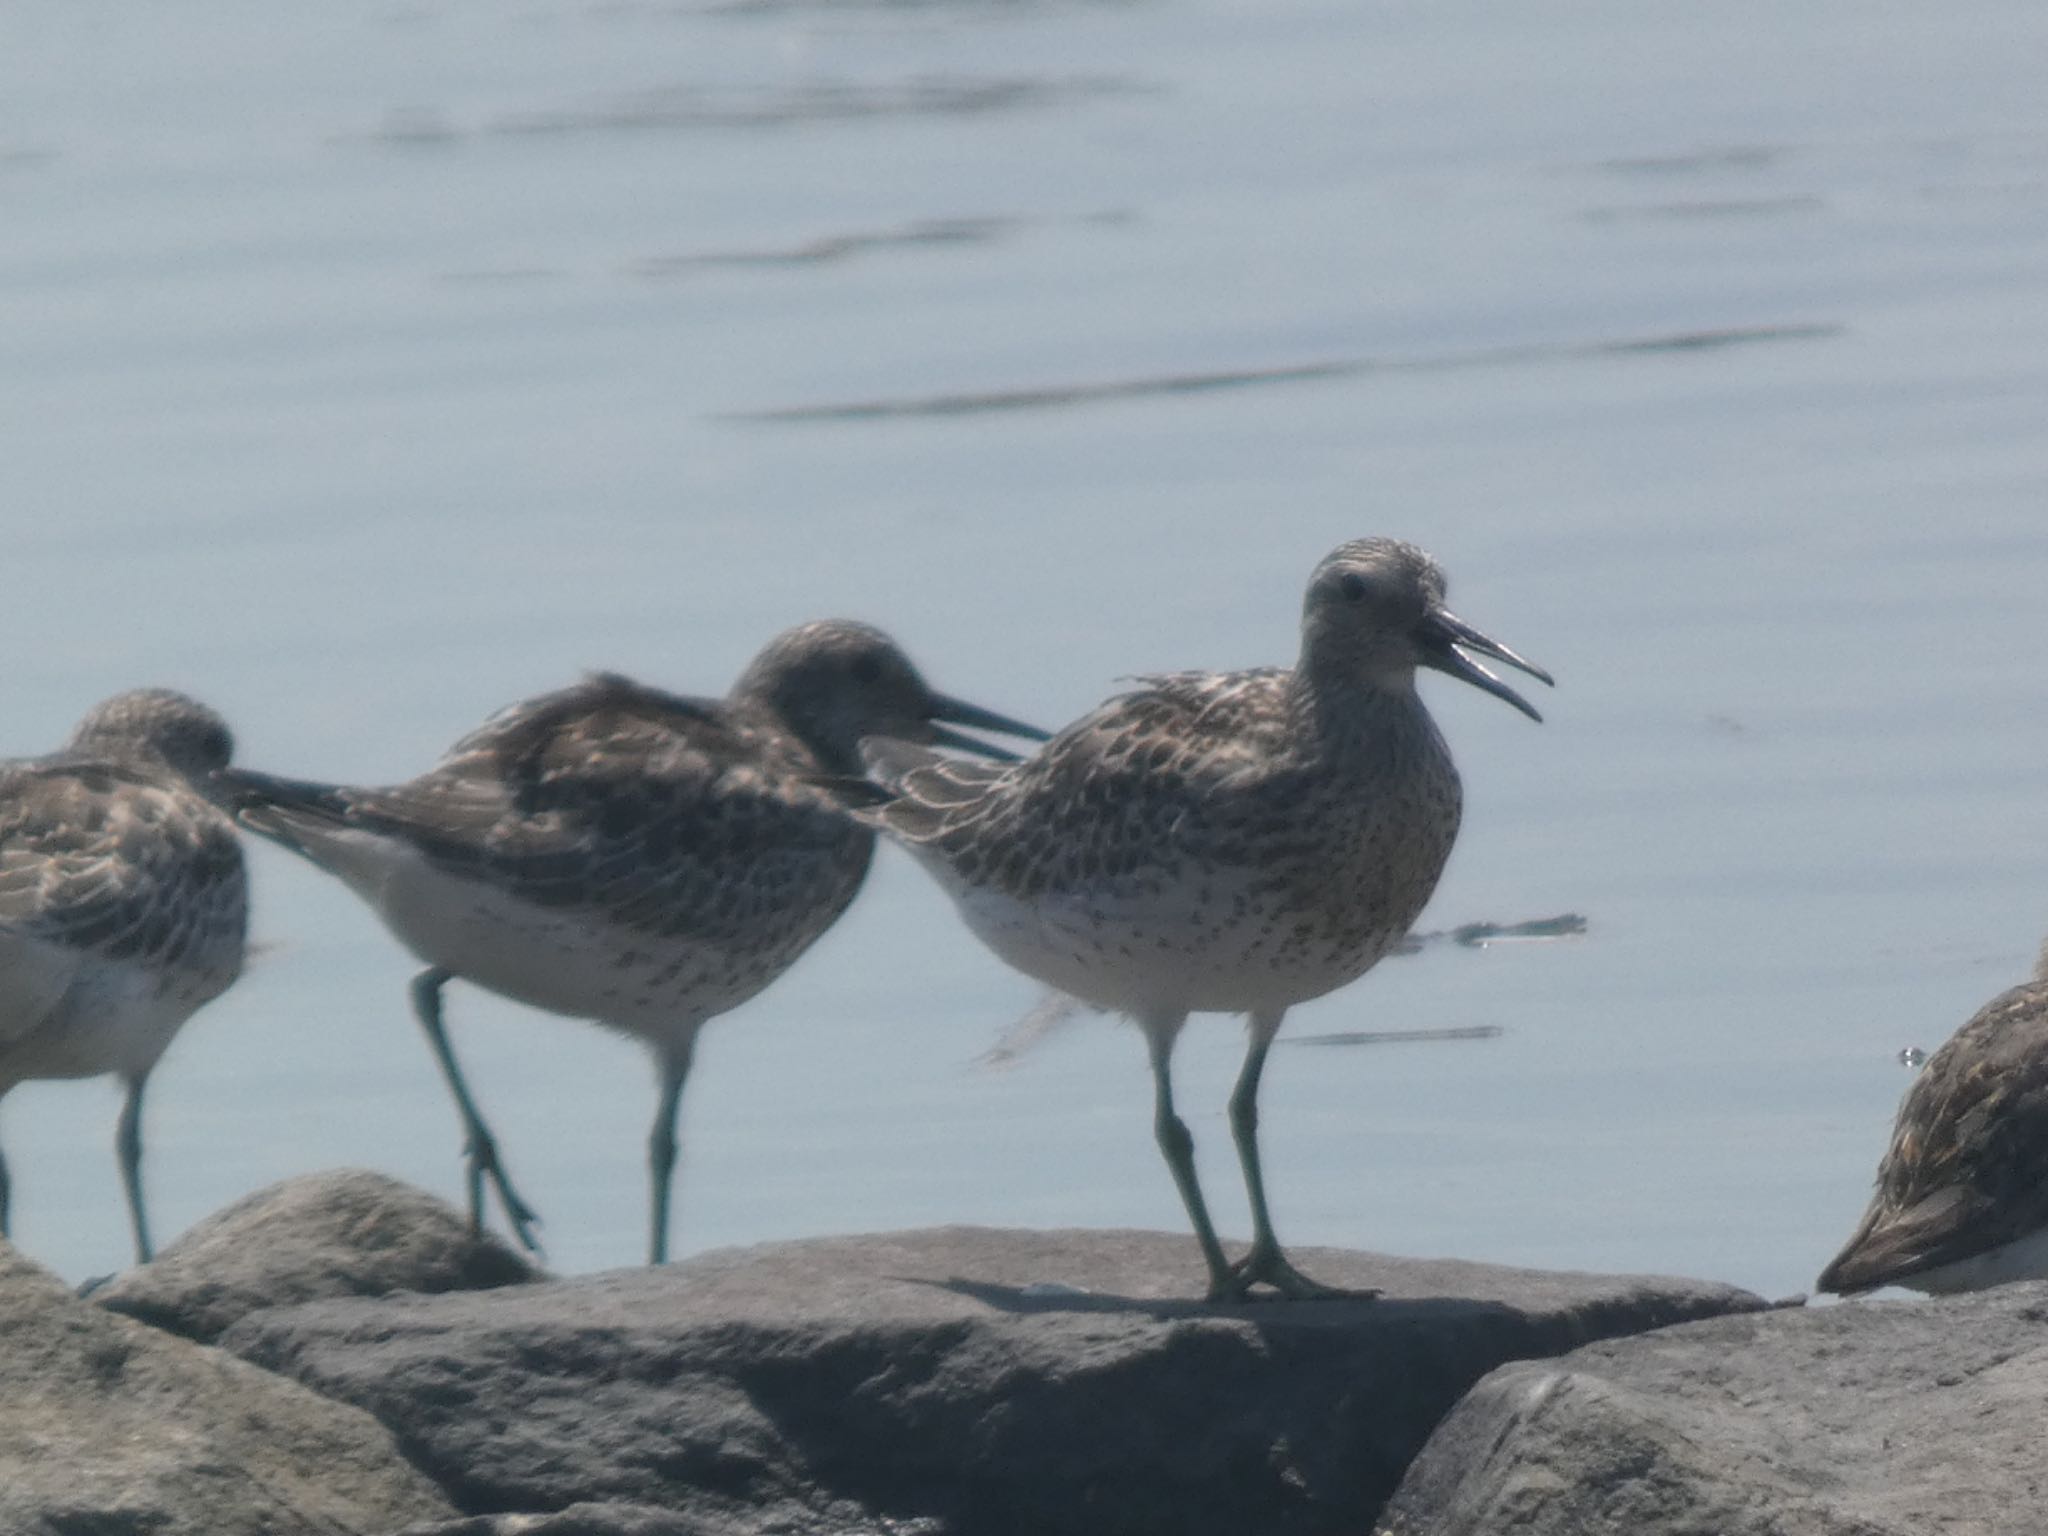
[218,621,1045,1264]
[1818,945,2048,1296]
[846,539,1551,1301]
[0,690,247,1264]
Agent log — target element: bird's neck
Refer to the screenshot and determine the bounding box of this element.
[1290,644,1419,727]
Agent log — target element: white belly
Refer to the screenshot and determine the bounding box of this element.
[1906,1228,2048,1295]
[322,831,781,1034]
[0,939,214,1090]
[952,877,1394,1017]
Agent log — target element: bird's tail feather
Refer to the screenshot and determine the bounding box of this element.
[852,736,1010,841]
[859,736,946,792]
[806,738,948,834]
[807,773,895,815]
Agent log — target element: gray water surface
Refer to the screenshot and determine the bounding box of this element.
[3,0,2045,1298]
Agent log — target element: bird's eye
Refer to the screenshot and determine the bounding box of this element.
[1338,572,1368,603]
[850,656,883,684]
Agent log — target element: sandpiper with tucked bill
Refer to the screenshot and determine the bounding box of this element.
[0,690,248,1264]
[845,539,1551,1302]
[1818,944,2048,1297]
[217,620,1045,1264]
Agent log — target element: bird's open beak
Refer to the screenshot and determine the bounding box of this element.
[1418,609,1554,723]
[926,691,1052,760]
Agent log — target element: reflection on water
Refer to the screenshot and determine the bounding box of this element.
[1406,913,1590,951]
[633,214,1023,275]
[1,0,2045,1300]
[358,74,1150,145]
[1579,197,1827,224]
[735,324,1841,421]
[1287,1025,1507,1050]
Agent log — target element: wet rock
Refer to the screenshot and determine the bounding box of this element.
[93,1167,536,1343]
[1377,1281,2048,1535]
[0,1237,454,1535]
[221,1225,1761,1535]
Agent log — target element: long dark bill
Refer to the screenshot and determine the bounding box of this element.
[1418,609,1554,723]
[210,763,353,819]
[926,690,1052,760]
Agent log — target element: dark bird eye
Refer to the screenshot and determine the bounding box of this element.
[851,656,883,684]
[1338,572,1368,603]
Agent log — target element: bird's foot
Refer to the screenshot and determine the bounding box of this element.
[1210,1243,1379,1303]
[465,1132,545,1256]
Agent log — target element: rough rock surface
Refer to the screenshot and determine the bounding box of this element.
[396,1501,940,1535]
[0,1238,455,1535]
[1377,1280,2048,1536]
[220,1225,1762,1535]
[93,1167,537,1343]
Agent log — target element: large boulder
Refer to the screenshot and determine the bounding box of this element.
[220,1225,1761,1534]
[1377,1281,2048,1535]
[93,1167,537,1343]
[0,1238,454,1535]
[396,1501,939,1535]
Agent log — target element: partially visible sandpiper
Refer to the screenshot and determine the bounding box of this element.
[0,690,248,1264]
[849,539,1551,1301]
[219,621,1045,1264]
[1818,946,2048,1296]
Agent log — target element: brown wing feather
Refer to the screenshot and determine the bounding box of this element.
[0,760,246,983]
[440,672,733,782]
[1820,980,2048,1292]
[342,675,870,943]
[876,668,1313,897]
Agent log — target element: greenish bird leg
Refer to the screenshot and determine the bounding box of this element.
[1227,1008,1374,1301]
[1143,1011,1235,1300]
[646,1029,699,1266]
[116,1067,154,1263]
[412,966,543,1254]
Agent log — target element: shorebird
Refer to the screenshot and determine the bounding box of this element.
[0,689,247,1264]
[218,621,1044,1264]
[1818,951,2048,1296]
[848,538,1550,1301]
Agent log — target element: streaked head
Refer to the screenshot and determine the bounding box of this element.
[731,619,1047,775]
[1302,538,1553,720]
[68,688,237,780]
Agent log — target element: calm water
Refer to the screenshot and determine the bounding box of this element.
[3,0,2045,1300]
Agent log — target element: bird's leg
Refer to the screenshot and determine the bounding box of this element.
[1143,1012,1236,1301]
[0,1136,12,1239]
[410,967,543,1254]
[1227,1009,1374,1302]
[646,1031,699,1266]
[116,1068,153,1264]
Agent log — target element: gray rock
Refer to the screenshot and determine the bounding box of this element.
[392,1503,747,1536]
[94,1167,536,1343]
[220,1225,1761,1535]
[1377,1282,2048,1536]
[0,1237,455,1535]
[395,1500,939,1535]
